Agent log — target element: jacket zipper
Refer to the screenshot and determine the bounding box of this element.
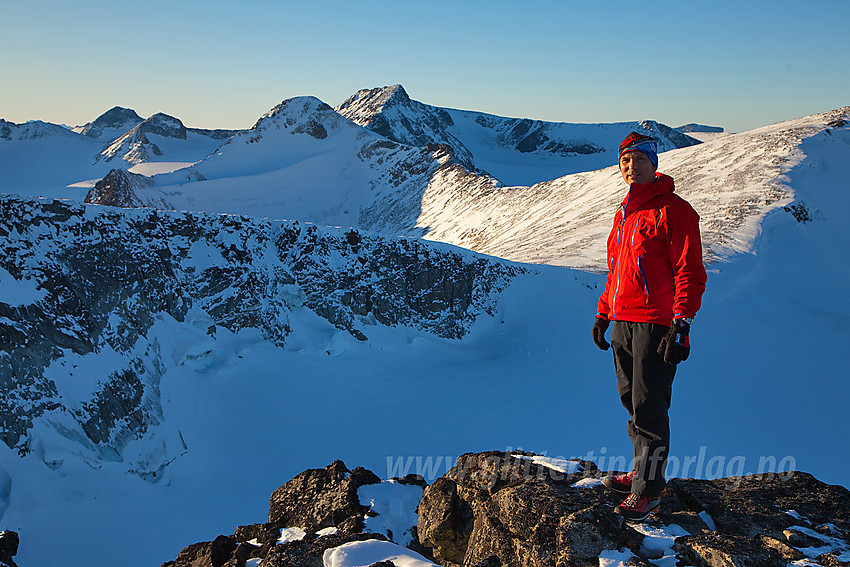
[612,197,630,320]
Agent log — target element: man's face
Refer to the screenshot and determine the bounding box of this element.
[619,150,657,185]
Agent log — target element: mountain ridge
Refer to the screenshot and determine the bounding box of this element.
[335,84,702,187]
[110,101,850,272]
[2,83,703,206]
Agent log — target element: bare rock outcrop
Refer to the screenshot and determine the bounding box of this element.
[416,451,850,567]
[159,452,850,567]
[268,459,381,533]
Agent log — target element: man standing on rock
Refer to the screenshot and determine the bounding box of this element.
[592,132,707,521]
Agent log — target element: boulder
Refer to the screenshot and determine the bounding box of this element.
[417,451,850,567]
[161,460,391,567]
[161,535,238,567]
[417,451,614,566]
[268,459,381,534]
[672,533,785,567]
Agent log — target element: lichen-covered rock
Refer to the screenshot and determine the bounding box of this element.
[672,533,785,567]
[261,533,387,567]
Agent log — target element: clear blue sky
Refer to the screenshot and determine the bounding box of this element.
[1,0,847,133]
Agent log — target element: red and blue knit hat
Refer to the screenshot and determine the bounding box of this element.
[619,131,658,168]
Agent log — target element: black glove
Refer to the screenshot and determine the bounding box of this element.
[658,319,691,364]
[592,317,610,351]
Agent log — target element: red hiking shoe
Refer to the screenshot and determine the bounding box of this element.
[602,471,635,494]
[614,493,662,522]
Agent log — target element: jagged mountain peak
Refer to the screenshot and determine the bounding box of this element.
[336,84,411,119]
[95,113,192,165]
[336,85,474,169]
[334,85,704,184]
[254,96,336,130]
[136,112,188,140]
[73,106,143,139]
[96,106,143,125]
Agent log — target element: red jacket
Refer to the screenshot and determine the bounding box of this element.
[597,173,706,325]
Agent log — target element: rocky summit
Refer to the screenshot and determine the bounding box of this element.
[154,450,850,567]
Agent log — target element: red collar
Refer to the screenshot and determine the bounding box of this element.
[621,173,674,217]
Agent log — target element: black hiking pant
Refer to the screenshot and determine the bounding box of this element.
[611,321,676,498]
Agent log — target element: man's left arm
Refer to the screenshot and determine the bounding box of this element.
[657,203,708,365]
[666,204,707,321]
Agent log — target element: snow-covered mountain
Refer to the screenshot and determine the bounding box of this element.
[335,85,477,170]
[407,107,850,271]
[72,106,143,140]
[336,84,701,186]
[0,107,241,200]
[676,123,728,143]
[96,112,238,165]
[2,84,699,206]
[90,98,850,274]
[102,96,483,234]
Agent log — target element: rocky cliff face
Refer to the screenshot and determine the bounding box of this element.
[0,195,519,476]
[156,451,850,567]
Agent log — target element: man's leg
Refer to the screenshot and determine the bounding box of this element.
[612,322,675,497]
[611,321,637,445]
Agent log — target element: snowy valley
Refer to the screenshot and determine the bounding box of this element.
[0,86,849,567]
